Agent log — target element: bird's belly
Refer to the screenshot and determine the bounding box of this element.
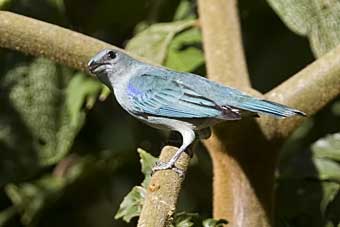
[136,115,196,132]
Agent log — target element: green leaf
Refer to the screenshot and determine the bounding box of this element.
[99,85,111,101]
[66,73,102,126]
[280,133,340,181]
[10,58,83,165]
[173,0,196,21]
[0,0,10,8]
[0,58,86,186]
[320,182,340,215]
[165,28,204,72]
[312,134,340,161]
[331,101,340,116]
[47,0,65,12]
[0,207,17,226]
[171,213,228,227]
[5,150,120,225]
[115,149,157,222]
[202,218,229,227]
[267,0,340,57]
[5,177,65,225]
[277,133,340,226]
[172,212,198,227]
[114,186,145,223]
[276,180,339,227]
[126,20,195,65]
[313,158,340,182]
[138,148,158,187]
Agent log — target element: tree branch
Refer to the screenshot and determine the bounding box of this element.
[137,146,191,227]
[0,11,115,72]
[197,0,250,88]
[265,44,340,138]
[197,1,273,226]
[197,0,340,226]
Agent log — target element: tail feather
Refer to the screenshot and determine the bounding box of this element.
[237,99,306,118]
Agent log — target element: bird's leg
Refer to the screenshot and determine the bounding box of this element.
[152,128,195,176]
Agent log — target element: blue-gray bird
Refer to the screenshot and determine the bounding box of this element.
[87,48,305,174]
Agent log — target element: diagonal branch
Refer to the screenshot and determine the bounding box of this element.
[0,11,121,72]
[0,11,109,72]
[265,44,340,138]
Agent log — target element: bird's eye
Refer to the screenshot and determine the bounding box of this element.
[107,50,117,59]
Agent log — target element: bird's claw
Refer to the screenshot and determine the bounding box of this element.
[152,161,184,177]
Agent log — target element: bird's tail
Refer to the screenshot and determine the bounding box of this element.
[237,99,306,118]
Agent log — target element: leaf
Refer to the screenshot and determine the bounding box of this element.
[114,186,145,223]
[47,0,65,12]
[99,85,111,101]
[280,133,340,181]
[126,20,195,65]
[5,150,120,226]
[165,28,204,72]
[115,149,157,222]
[138,148,158,187]
[5,177,65,225]
[7,58,83,165]
[0,0,10,8]
[332,101,340,116]
[277,133,340,226]
[320,182,340,215]
[267,0,340,57]
[0,57,86,186]
[276,180,339,227]
[312,133,340,161]
[172,212,198,227]
[202,218,229,227]
[171,213,228,227]
[66,73,102,126]
[313,158,340,182]
[0,207,17,226]
[173,0,196,21]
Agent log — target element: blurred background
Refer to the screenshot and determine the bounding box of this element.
[0,0,339,227]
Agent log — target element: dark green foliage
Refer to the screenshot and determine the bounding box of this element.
[277,134,340,227]
[267,0,340,57]
[0,57,84,186]
[114,149,157,222]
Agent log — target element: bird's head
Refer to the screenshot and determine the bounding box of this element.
[87,49,134,88]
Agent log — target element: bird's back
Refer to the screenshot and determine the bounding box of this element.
[144,66,304,118]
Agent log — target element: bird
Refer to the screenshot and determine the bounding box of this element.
[87,48,305,175]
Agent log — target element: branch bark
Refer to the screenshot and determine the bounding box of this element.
[0,11,110,72]
[0,11,128,73]
[264,44,340,138]
[137,146,191,227]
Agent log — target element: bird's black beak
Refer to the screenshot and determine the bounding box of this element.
[87,59,100,73]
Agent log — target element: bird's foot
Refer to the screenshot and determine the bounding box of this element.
[152,161,184,177]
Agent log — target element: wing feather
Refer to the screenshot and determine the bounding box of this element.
[127,74,240,119]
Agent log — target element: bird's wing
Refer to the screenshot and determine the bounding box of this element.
[127,73,240,119]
